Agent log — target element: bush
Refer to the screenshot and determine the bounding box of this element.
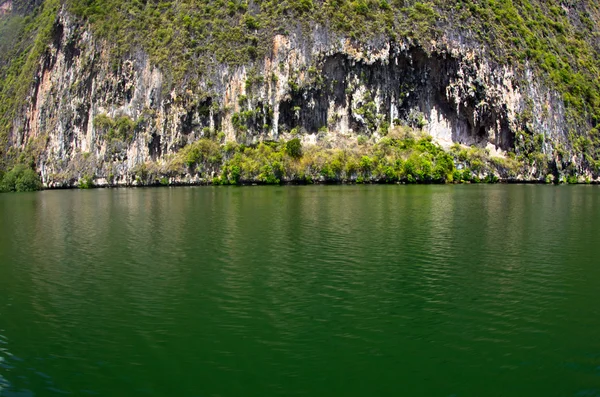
[94,114,135,143]
[94,113,114,131]
[359,156,373,173]
[178,139,222,168]
[258,163,281,184]
[484,173,499,183]
[78,175,94,189]
[243,15,260,30]
[461,168,473,182]
[0,164,42,192]
[452,169,461,182]
[110,115,136,142]
[285,138,302,158]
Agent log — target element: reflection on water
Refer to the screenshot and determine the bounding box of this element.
[0,333,34,397]
[0,333,8,394]
[0,186,600,396]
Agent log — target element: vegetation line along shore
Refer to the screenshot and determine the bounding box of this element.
[0,127,590,192]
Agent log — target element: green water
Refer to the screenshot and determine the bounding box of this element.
[0,185,599,396]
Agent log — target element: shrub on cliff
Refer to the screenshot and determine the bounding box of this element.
[93,113,113,131]
[78,175,94,189]
[285,138,303,158]
[178,138,222,168]
[0,164,42,192]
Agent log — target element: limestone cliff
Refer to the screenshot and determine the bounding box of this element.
[2,2,599,186]
[0,1,12,16]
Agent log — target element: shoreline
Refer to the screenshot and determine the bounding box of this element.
[37,179,600,191]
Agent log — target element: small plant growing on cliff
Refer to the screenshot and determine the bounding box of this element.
[231,112,251,133]
[379,121,390,136]
[288,78,300,93]
[484,173,499,184]
[356,100,378,132]
[94,114,135,143]
[110,115,136,143]
[78,175,94,189]
[294,0,314,12]
[285,138,302,158]
[228,165,242,184]
[243,15,260,30]
[94,113,114,131]
[462,168,473,182]
[407,110,427,130]
[452,170,462,183]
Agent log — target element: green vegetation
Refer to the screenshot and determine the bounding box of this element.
[3,0,597,127]
[57,0,600,132]
[38,127,590,187]
[78,174,94,189]
[0,0,61,165]
[179,138,222,169]
[356,99,381,133]
[285,138,302,158]
[0,164,43,192]
[157,128,526,185]
[94,114,137,143]
[62,0,600,161]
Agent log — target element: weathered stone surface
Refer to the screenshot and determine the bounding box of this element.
[11,9,581,186]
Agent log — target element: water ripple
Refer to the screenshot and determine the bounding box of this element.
[0,186,599,396]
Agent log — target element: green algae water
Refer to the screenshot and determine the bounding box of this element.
[1,185,600,397]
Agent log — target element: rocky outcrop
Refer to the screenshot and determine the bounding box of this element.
[10,8,584,186]
[0,0,12,15]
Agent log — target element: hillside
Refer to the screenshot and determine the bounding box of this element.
[1,0,600,188]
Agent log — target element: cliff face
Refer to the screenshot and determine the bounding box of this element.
[0,1,12,16]
[3,5,597,186]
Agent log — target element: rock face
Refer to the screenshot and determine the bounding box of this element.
[10,9,578,186]
[0,1,12,15]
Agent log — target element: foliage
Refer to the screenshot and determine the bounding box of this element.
[0,164,42,192]
[78,174,94,189]
[178,138,222,168]
[168,129,538,185]
[355,99,380,132]
[52,0,600,140]
[0,0,60,166]
[94,113,113,131]
[94,114,137,143]
[285,138,302,158]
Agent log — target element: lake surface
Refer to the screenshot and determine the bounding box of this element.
[1,185,599,396]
